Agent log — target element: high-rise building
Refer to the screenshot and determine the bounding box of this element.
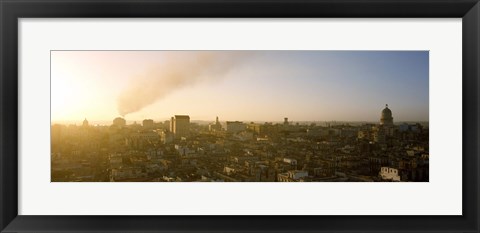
[380,104,394,126]
[142,119,154,128]
[170,117,175,132]
[172,115,190,139]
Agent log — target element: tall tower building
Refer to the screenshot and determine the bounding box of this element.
[209,116,222,132]
[380,104,394,126]
[170,117,175,132]
[173,115,190,139]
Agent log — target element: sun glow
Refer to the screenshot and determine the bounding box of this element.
[50,51,429,123]
[51,69,84,121]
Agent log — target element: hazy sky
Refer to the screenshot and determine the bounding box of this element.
[51,50,428,123]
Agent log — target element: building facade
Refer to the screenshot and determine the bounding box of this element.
[172,115,190,139]
[226,121,246,133]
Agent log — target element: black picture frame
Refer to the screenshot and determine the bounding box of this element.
[1,0,479,232]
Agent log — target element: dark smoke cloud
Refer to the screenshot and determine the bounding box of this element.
[117,51,250,116]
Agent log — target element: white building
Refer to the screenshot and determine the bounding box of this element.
[159,131,174,144]
[379,167,401,181]
[223,166,236,175]
[283,158,297,166]
[277,170,308,182]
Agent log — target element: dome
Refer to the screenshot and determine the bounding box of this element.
[380,104,394,126]
[381,104,392,118]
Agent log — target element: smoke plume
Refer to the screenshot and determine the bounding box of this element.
[117,51,249,116]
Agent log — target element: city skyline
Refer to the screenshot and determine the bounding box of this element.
[51,114,429,127]
[51,50,429,123]
[52,104,429,182]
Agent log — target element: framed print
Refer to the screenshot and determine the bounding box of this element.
[1,0,479,232]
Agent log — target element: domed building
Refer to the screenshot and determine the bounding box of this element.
[113,117,126,127]
[82,118,89,127]
[380,104,394,126]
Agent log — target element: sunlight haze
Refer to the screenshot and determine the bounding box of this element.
[51,50,429,124]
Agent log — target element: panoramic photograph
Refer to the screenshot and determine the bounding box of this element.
[51,50,429,182]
